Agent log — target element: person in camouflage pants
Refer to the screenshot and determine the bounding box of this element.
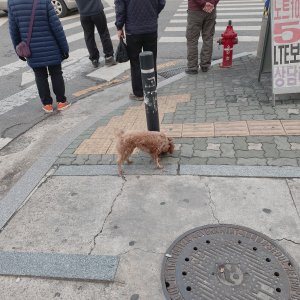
[185,0,219,74]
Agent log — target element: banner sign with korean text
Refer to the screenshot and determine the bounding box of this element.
[272,0,300,94]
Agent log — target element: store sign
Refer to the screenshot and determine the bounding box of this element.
[272,0,300,94]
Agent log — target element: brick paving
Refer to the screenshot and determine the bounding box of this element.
[55,55,300,168]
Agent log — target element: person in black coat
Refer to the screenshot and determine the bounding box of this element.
[115,0,165,100]
[75,0,116,68]
[8,0,70,113]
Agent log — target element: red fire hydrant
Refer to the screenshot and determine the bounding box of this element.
[217,20,238,68]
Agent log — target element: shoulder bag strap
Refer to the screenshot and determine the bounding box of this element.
[26,0,39,46]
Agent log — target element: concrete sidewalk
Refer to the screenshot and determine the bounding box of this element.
[0,54,299,299]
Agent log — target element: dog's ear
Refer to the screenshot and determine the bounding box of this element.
[168,137,175,154]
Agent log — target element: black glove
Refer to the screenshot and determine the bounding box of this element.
[61,52,69,60]
[18,56,26,61]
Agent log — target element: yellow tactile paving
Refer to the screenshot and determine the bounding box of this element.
[161,124,183,137]
[247,120,286,136]
[182,123,214,137]
[75,138,113,155]
[281,120,300,135]
[215,121,249,136]
[74,93,300,155]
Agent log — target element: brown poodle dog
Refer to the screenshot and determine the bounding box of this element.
[116,130,175,175]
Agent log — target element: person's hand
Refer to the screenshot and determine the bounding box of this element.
[203,2,214,13]
[117,29,124,40]
[18,56,26,61]
[61,52,69,60]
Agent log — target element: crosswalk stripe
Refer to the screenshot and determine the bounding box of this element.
[67,20,115,43]
[0,54,91,116]
[159,36,259,42]
[170,18,262,23]
[63,21,81,30]
[21,48,89,86]
[0,60,26,78]
[165,26,261,31]
[87,61,130,81]
[174,12,263,16]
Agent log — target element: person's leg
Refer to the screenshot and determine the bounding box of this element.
[200,11,216,70]
[92,11,114,58]
[142,32,158,85]
[48,64,66,103]
[186,11,203,72]
[32,66,53,106]
[126,34,144,97]
[80,15,99,62]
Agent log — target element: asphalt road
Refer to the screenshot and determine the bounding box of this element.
[0,0,265,149]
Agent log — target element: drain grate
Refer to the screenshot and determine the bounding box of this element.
[162,224,300,300]
[158,66,186,79]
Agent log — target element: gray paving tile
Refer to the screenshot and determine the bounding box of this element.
[0,251,118,281]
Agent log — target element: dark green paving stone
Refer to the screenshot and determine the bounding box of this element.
[193,139,208,151]
[181,144,194,158]
[0,251,118,281]
[246,136,274,143]
[274,137,291,150]
[180,157,208,165]
[100,155,116,164]
[194,150,221,158]
[233,137,248,150]
[55,158,75,165]
[71,157,89,165]
[207,158,236,165]
[175,138,194,144]
[237,158,267,166]
[61,148,75,155]
[267,158,298,167]
[262,143,279,158]
[161,157,180,164]
[207,137,233,143]
[288,136,300,143]
[252,115,266,120]
[236,150,265,158]
[60,154,77,159]
[220,144,235,158]
[278,150,300,159]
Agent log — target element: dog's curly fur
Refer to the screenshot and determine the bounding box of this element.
[116,130,175,175]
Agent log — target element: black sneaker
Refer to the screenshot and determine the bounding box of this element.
[92,59,99,68]
[105,56,117,66]
[201,66,209,72]
[129,93,144,101]
[185,68,198,75]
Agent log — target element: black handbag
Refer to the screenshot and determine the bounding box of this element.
[115,38,129,63]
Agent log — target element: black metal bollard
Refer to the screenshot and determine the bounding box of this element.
[139,51,160,132]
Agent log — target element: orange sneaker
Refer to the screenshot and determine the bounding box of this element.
[57,101,71,111]
[42,104,53,113]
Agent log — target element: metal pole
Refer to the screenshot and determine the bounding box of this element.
[139,51,160,132]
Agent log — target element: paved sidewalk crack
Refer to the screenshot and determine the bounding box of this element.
[118,248,165,256]
[274,237,300,245]
[204,180,220,224]
[88,177,127,255]
[285,179,300,220]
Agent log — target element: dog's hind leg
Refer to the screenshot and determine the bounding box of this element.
[152,153,163,169]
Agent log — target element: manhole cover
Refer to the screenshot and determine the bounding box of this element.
[162,224,300,300]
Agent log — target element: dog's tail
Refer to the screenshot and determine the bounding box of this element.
[115,129,125,138]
